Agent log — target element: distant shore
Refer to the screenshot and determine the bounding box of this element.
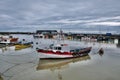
[0,31,120,39]
[0,32,34,34]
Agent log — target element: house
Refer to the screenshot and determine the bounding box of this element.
[34,30,58,39]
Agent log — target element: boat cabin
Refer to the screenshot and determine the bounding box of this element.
[53,46,62,50]
[0,35,18,44]
[50,44,62,50]
[49,44,70,52]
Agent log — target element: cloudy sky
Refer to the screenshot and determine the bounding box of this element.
[0,0,120,33]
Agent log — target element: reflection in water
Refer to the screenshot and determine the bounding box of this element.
[0,75,3,80]
[0,46,33,53]
[37,55,90,80]
[36,55,91,71]
[116,43,120,48]
[1,35,119,80]
[0,46,15,53]
[58,73,62,80]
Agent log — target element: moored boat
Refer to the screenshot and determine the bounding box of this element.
[36,43,92,59]
[15,42,33,50]
[37,30,92,59]
[0,35,18,44]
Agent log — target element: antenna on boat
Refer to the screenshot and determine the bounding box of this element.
[56,28,64,44]
[60,28,65,43]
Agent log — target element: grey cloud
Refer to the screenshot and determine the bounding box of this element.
[0,0,120,33]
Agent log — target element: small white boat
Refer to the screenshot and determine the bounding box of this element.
[33,34,45,38]
[0,35,18,44]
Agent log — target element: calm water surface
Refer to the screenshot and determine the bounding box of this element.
[0,34,120,80]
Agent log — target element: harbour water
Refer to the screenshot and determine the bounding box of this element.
[0,34,120,80]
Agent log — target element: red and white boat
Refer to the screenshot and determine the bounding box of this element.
[36,30,92,59]
[0,35,18,44]
[36,43,92,59]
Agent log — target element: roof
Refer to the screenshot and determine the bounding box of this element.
[36,30,57,34]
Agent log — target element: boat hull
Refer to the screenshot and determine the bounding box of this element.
[0,38,18,44]
[37,52,73,59]
[15,44,32,50]
[37,47,92,59]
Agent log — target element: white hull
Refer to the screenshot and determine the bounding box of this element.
[37,52,73,58]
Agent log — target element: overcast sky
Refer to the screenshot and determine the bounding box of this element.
[0,0,120,33]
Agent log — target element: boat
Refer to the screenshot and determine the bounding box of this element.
[0,35,18,44]
[15,42,33,50]
[36,30,92,59]
[33,34,45,38]
[36,43,92,59]
[37,55,90,70]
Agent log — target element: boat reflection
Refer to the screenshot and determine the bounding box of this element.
[0,45,15,53]
[116,43,120,48]
[36,55,90,70]
[0,75,3,80]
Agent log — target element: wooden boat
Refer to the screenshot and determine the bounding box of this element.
[15,42,32,50]
[37,43,92,59]
[37,55,90,70]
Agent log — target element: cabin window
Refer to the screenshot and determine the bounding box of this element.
[58,47,61,50]
[54,47,61,50]
[40,36,43,38]
[70,50,74,52]
[49,44,54,49]
[4,40,7,42]
[54,47,57,50]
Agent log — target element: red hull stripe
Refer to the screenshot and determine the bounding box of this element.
[37,47,92,56]
[37,49,72,55]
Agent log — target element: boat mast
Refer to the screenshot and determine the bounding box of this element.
[57,29,64,44]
